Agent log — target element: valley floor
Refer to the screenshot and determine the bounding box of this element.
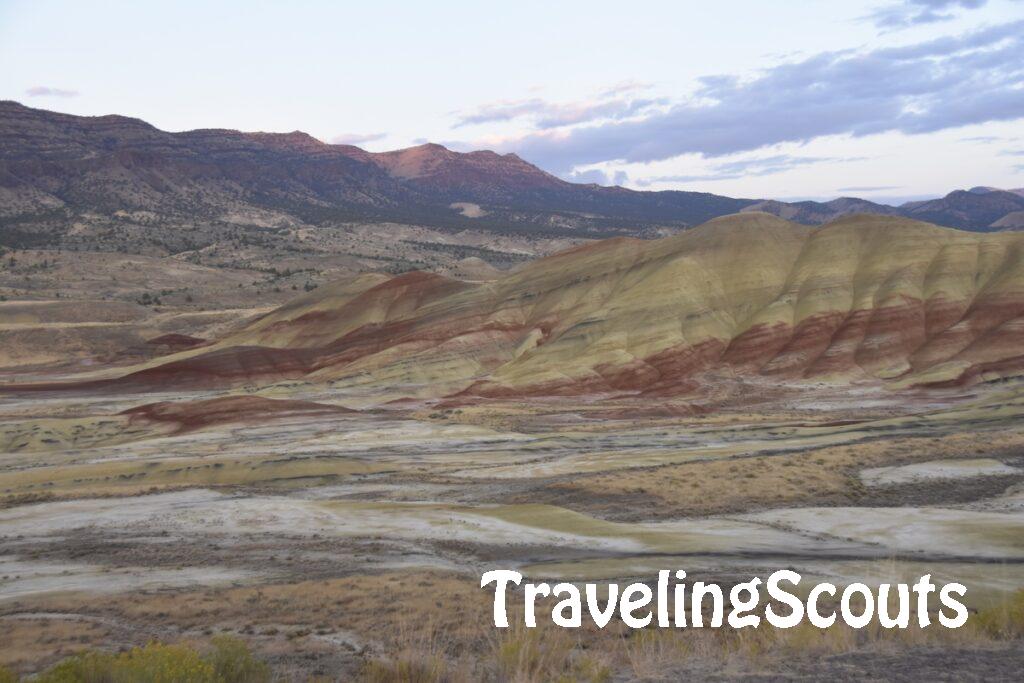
[1,368,1023,679]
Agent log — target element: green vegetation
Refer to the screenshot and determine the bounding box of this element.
[976,589,1024,639]
[36,644,215,683]
[400,240,531,265]
[204,636,272,682]
[18,637,269,683]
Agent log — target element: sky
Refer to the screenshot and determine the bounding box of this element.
[1,0,1023,204]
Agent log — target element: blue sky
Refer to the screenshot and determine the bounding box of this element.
[1,0,1022,203]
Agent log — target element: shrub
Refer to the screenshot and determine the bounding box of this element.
[208,636,270,683]
[975,590,1024,639]
[34,639,268,683]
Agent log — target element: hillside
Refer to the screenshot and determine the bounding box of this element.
[67,213,1024,397]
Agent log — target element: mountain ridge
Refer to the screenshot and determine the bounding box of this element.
[3,101,1023,245]
[0,100,751,240]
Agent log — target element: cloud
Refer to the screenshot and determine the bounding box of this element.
[475,20,1024,173]
[837,185,904,191]
[564,169,609,184]
[960,135,1006,143]
[596,80,654,98]
[635,155,862,186]
[866,0,988,29]
[563,168,630,186]
[534,98,667,129]
[1000,150,1024,156]
[454,98,548,126]
[25,86,79,98]
[453,92,666,129]
[330,132,387,145]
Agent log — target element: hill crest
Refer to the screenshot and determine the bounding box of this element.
[69,212,1024,399]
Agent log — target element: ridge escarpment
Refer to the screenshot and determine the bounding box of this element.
[8,101,1024,238]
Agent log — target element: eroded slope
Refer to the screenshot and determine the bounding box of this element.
[26,213,1024,397]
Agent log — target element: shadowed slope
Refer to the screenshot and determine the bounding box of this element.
[121,395,354,433]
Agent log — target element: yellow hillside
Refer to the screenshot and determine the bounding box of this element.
[110,213,1024,395]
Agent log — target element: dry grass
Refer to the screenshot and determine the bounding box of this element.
[357,586,1024,683]
[622,628,691,679]
[360,618,463,683]
[0,452,385,500]
[0,616,114,674]
[489,624,610,683]
[359,621,611,683]
[4,575,1023,681]
[557,429,1024,515]
[975,589,1024,639]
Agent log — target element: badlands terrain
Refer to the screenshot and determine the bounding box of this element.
[1,208,1024,679]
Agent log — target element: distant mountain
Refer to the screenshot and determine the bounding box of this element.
[898,189,1024,231]
[0,101,753,242]
[2,101,1023,246]
[968,186,1024,197]
[744,189,1024,231]
[740,197,900,224]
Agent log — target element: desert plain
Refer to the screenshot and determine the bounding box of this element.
[1,211,1024,680]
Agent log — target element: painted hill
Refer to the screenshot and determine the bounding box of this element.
[68,213,1024,397]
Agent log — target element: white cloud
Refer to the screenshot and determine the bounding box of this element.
[25,86,79,97]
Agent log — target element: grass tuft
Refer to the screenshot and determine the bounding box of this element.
[491,625,610,683]
[27,638,267,683]
[36,643,215,683]
[975,590,1024,639]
